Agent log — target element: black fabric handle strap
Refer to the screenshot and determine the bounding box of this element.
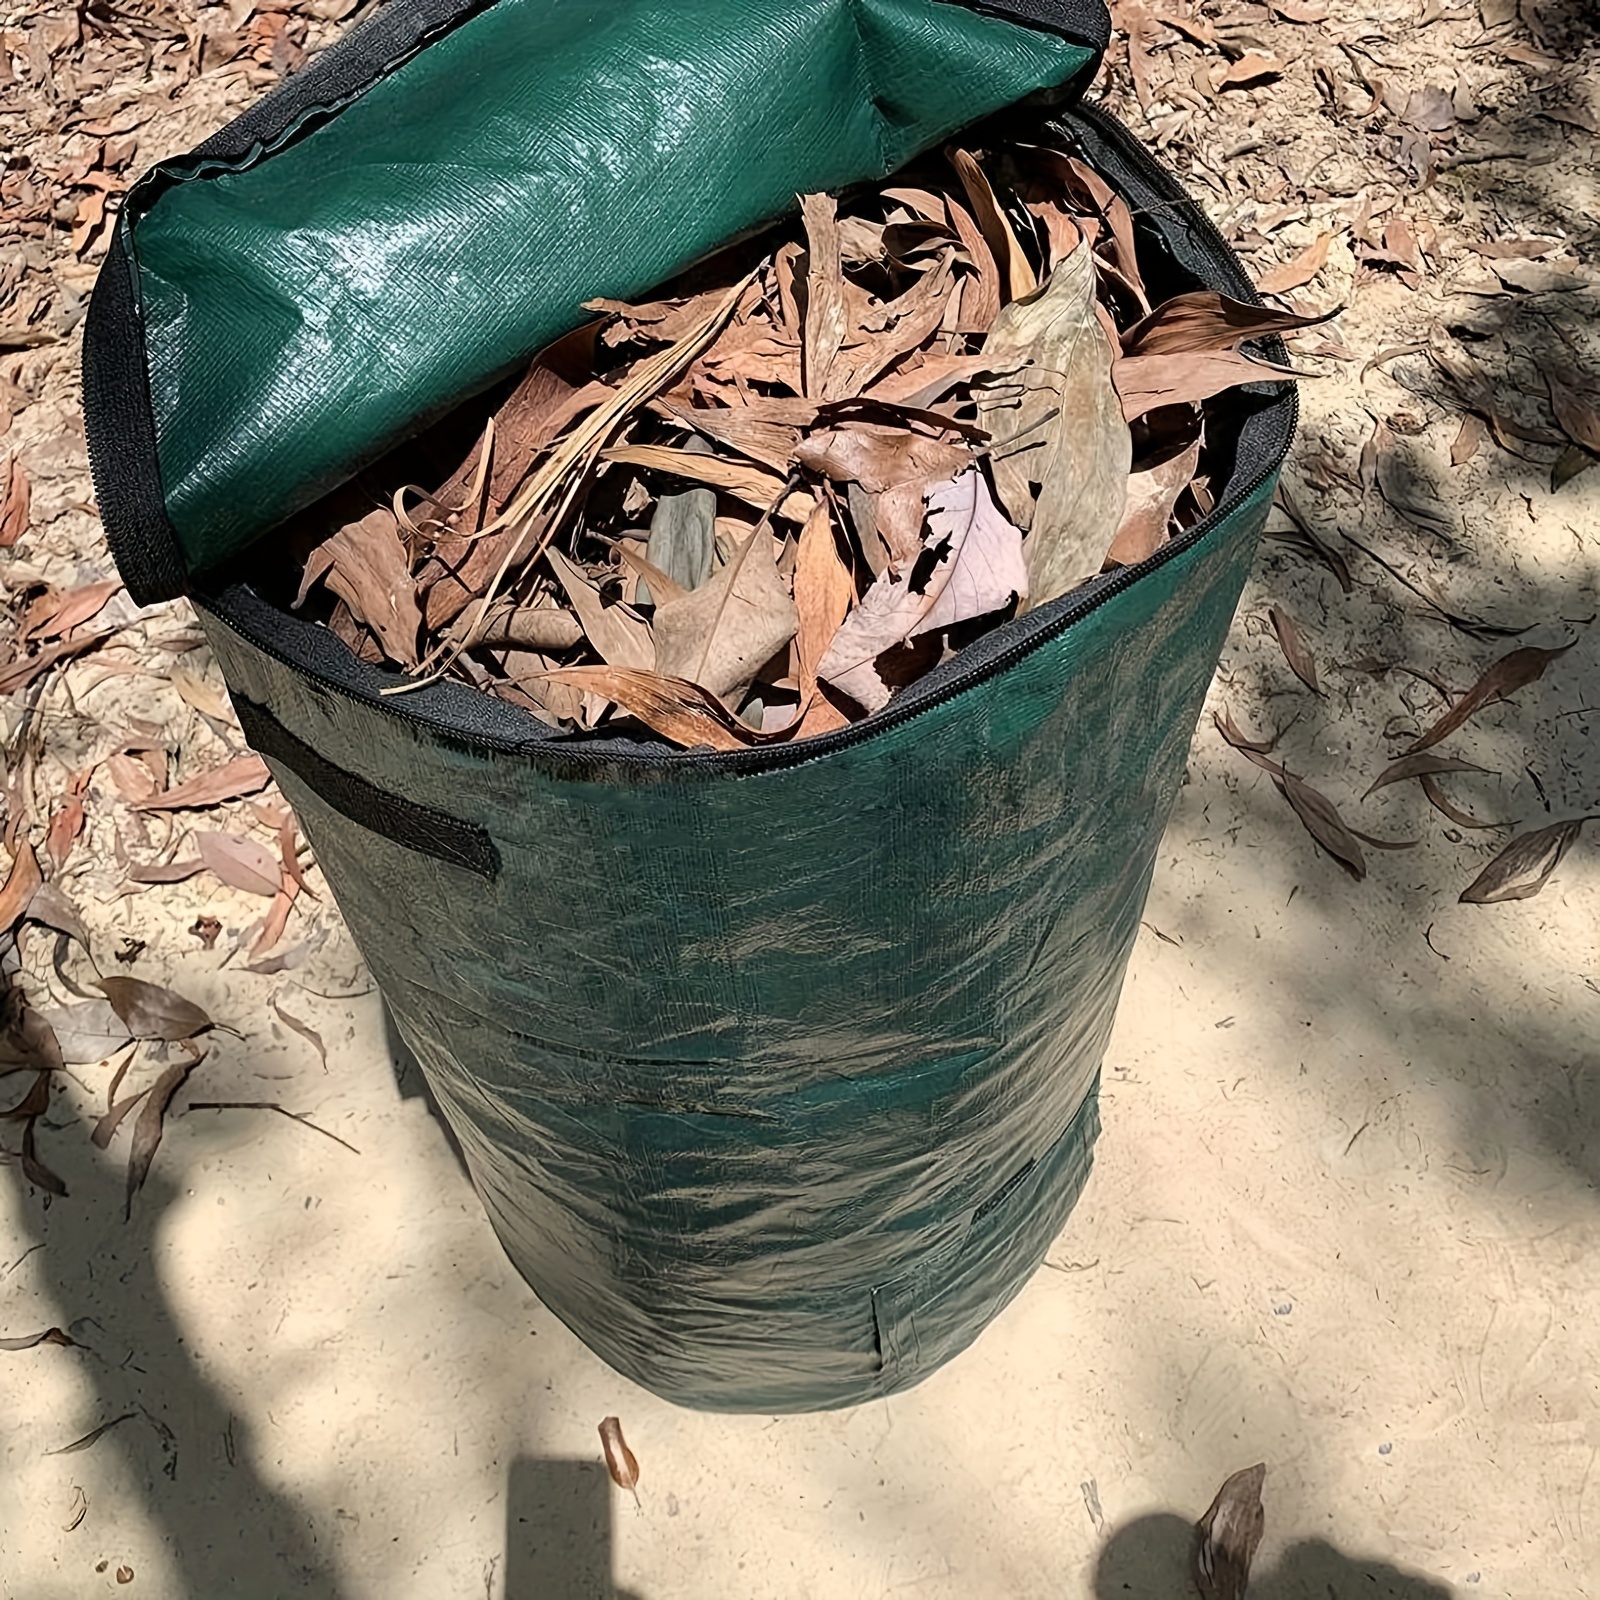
[234,696,500,880]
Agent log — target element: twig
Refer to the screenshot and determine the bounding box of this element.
[184,1101,360,1155]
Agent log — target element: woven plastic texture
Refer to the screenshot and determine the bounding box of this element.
[126,0,1092,568]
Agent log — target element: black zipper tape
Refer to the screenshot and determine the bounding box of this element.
[82,0,1109,606]
[193,97,1295,803]
[233,694,501,879]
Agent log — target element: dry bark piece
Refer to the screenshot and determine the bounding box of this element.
[971,246,1130,603]
[1408,641,1574,753]
[1268,605,1319,693]
[599,1416,640,1504]
[96,977,213,1042]
[132,754,271,811]
[1194,1463,1266,1600]
[1459,817,1594,904]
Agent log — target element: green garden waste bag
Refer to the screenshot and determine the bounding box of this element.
[84,0,1295,1410]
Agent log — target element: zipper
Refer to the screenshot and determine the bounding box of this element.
[197,97,1296,783]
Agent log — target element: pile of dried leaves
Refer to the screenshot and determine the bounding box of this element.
[291,137,1324,750]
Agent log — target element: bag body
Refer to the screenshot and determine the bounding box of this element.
[84,0,1294,1410]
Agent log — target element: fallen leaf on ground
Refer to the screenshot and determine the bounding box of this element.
[1409,641,1574,753]
[1459,817,1594,903]
[1256,235,1332,295]
[1214,53,1285,91]
[1544,370,1600,457]
[271,997,327,1069]
[132,755,271,811]
[0,841,42,935]
[196,832,282,898]
[96,977,213,1042]
[45,1414,137,1456]
[32,1001,130,1064]
[24,883,91,949]
[0,455,30,548]
[1268,605,1319,693]
[1195,1463,1266,1600]
[125,1060,197,1218]
[599,1416,641,1505]
[0,1327,77,1351]
[1419,774,1504,829]
[1365,751,1489,797]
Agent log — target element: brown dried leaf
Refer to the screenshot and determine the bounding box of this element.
[22,1118,67,1197]
[315,509,422,668]
[653,528,798,699]
[0,454,31,548]
[45,768,91,873]
[45,1414,137,1457]
[1,991,64,1074]
[544,549,656,672]
[972,246,1129,602]
[948,148,1035,303]
[1268,605,1320,693]
[1365,752,1489,797]
[0,840,42,936]
[196,832,282,898]
[0,631,115,696]
[272,996,327,1069]
[1195,1463,1266,1600]
[1459,817,1594,904]
[1490,259,1588,294]
[1,1071,52,1121]
[1277,771,1366,878]
[1215,52,1285,90]
[1120,293,1335,360]
[795,423,969,496]
[599,1416,640,1503]
[125,1059,196,1218]
[944,194,1002,332]
[1419,774,1504,829]
[801,193,849,401]
[132,754,271,811]
[170,666,233,723]
[1451,413,1489,466]
[96,977,213,1042]
[601,445,813,521]
[818,471,1026,712]
[1113,347,1304,425]
[793,503,853,697]
[1408,641,1574,753]
[1256,234,1332,295]
[1545,369,1600,456]
[22,580,121,642]
[0,1326,77,1351]
[24,882,91,948]
[536,666,767,751]
[92,1087,150,1150]
[1104,437,1200,567]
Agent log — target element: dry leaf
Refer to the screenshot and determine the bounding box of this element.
[537,666,767,750]
[1214,53,1285,90]
[819,470,1026,711]
[0,454,30,548]
[972,247,1130,603]
[801,193,849,401]
[24,883,91,948]
[272,996,327,1068]
[602,445,812,521]
[0,1327,78,1351]
[32,1001,130,1064]
[1489,259,1587,294]
[1114,347,1303,425]
[1409,641,1574,753]
[1371,423,1454,539]
[45,1414,137,1457]
[1459,817,1593,904]
[1120,293,1334,360]
[313,509,422,667]
[96,977,213,1042]
[1419,774,1503,829]
[948,148,1035,302]
[599,1416,640,1504]
[1451,413,1488,466]
[125,1059,196,1218]
[793,503,853,697]
[170,667,233,722]
[651,529,798,699]
[22,1115,67,1196]
[1256,235,1332,295]
[23,580,121,642]
[196,832,282,898]
[1544,370,1600,457]
[0,840,42,935]
[1365,751,1488,797]
[132,754,271,811]
[46,768,91,872]
[1268,605,1319,693]
[1195,1463,1266,1600]
[545,549,655,672]
[1105,437,1200,566]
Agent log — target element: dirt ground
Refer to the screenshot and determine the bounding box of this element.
[3,1,1599,1596]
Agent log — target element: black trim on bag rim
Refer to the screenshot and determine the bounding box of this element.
[81,0,1112,606]
[233,695,501,879]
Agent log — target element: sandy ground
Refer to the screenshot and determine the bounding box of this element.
[4,1,1600,1596]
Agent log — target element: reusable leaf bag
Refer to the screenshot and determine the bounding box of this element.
[84,0,1295,1410]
